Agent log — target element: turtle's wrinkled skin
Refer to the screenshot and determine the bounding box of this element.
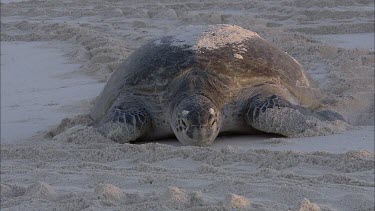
[90,24,344,146]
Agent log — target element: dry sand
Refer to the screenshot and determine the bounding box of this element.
[1,0,374,210]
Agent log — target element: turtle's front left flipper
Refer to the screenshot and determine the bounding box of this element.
[245,94,346,137]
[96,105,151,143]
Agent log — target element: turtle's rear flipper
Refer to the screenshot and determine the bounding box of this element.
[245,94,346,137]
[97,105,151,143]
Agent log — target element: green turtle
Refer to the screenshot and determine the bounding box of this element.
[90,24,345,146]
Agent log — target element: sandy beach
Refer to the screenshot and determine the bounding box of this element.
[1,0,374,210]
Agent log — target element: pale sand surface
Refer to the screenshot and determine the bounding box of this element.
[1,0,374,210]
[1,42,104,143]
[314,33,374,50]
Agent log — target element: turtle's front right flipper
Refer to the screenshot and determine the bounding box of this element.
[245,94,346,137]
[96,104,151,143]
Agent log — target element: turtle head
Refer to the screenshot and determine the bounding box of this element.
[171,95,221,146]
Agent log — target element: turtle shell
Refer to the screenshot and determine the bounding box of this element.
[90,25,321,121]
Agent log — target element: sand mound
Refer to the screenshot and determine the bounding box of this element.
[25,181,56,199]
[224,193,251,209]
[46,114,93,138]
[297,198,321,211]
[163,186,190,208]
[52,125,112,145]
[94,183,124,206]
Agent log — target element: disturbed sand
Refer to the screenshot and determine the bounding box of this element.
[1,0,374,210]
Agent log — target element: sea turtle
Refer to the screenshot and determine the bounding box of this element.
[90,24,345,146]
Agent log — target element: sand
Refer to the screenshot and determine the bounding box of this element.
[1,0,374,210]
[1,41,104,143]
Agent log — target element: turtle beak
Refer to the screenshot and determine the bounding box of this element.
[184,125,218,146]
[174,111,220,146]
[172,95,221,146]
